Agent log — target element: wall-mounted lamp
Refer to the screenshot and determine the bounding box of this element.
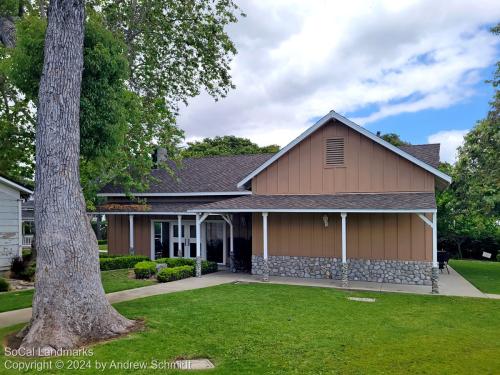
[322,214,329,227]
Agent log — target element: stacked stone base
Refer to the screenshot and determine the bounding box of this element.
[252,255,433,286]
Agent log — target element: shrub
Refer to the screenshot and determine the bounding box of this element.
[97,240,107,245]
[134,261,157,279]
[155,258,195,268]
[99,255,149,271]
[20,265,36,281]
[10,256,26,275]
[157,265,194,283]
[202,260,218,275]
[0,277,9,292]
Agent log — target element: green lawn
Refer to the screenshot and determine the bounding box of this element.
[449,259,500,294]
[0,269,155,313]
[1,283,499,374]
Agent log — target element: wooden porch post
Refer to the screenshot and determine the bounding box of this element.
[341,212,348,287]
[262,212,269,281]
[129,214,134,255]
[177,215,182,257]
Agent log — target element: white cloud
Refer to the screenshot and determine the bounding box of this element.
[428,129,469,163]
[177,0,500,147]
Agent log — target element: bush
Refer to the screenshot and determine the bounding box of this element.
[10,256,26,275]
[157,265,194,283]
[155,258,195,268]
[201,260,218,275]
[20,265,36,281]
[99,255,149,271]
[97,240,107,245]
[497,253,500,262]
[10,256,35,281]
[134,261,157,279]
[0,277,9,292]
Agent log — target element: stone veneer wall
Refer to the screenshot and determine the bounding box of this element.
[252,255,433,285]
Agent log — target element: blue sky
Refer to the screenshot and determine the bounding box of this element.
[349,65,495,145]
[178,1,500,164]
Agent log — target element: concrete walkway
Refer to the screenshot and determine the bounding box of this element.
[1,267,498,329]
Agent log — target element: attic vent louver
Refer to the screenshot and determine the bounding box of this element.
[325,138,344,166]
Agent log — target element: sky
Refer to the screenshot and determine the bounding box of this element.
[177,0,500,164]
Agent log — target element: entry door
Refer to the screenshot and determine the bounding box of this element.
[171,223,197,258]
[206,221,226,264]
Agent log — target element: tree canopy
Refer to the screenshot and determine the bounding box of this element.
[0,0,243,206]
[182,135,280,158]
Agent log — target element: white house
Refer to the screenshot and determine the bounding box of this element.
[0,176,33,271]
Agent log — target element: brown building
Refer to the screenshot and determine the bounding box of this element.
[96,111,451,292]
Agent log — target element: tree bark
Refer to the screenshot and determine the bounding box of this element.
[18,0,134,353]
[0,16,16,48]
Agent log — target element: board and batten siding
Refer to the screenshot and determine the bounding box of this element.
[0,182,21,270]
[252,120,435,195]
[252,212,432,261]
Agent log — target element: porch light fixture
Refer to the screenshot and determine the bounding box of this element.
[323,214,329,227]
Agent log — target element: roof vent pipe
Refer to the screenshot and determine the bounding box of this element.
[153,147,168,167]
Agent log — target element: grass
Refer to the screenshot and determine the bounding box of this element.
[449,259,500,294]
[0,283,499,374]
[0,269,155,313]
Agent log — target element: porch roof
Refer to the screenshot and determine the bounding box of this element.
[189,192,436,213]
[93,201,200,215]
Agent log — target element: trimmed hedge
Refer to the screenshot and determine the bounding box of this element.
[0,277,9,292]
[134,261,157,279]
[99,255,149,271]
[202,260,218,275]
[155,258,195,267]
[154,258,218,275]
[157,265,194,283]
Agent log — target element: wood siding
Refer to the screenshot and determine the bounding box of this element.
[0,182,20,270]
[253,120,435,194]
[252,212,432,261]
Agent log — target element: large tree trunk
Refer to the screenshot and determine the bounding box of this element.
[18,0,134,353]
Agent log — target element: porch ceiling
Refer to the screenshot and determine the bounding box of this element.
[189,192,436,213]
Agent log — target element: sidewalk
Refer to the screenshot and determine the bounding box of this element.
[1,268,497,329]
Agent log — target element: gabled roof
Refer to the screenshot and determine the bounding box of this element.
[0,175,33,195]
[237,111,452,188]
[99,153,274,196]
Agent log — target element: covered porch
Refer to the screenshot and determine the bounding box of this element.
[190,192,440,293]
[93,201,252,275]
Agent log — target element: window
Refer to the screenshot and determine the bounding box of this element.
[325,138,345,167]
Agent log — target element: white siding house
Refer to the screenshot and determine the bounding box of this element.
[0,176,32,271]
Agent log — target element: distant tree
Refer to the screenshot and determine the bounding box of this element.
[437,23,500,257]
[379,132,410,147]
[182,135,280,158]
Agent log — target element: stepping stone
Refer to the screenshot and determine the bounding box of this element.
[175,359,215,370]
[347,297,376,302]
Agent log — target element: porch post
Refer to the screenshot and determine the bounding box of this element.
[195,213,202,277]
[262,212,269,281]
[129,214,134,255]
[177,215,182,257]
[341,212,348,287]
[18,199,22,256]
[431,212,439,294]
[229,217,235,273]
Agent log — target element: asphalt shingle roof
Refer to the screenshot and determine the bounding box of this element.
[191,192,436,211]
[100,153,274,194]
[398,144,440,169]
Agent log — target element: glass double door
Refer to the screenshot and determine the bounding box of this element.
[171,223,197,259]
